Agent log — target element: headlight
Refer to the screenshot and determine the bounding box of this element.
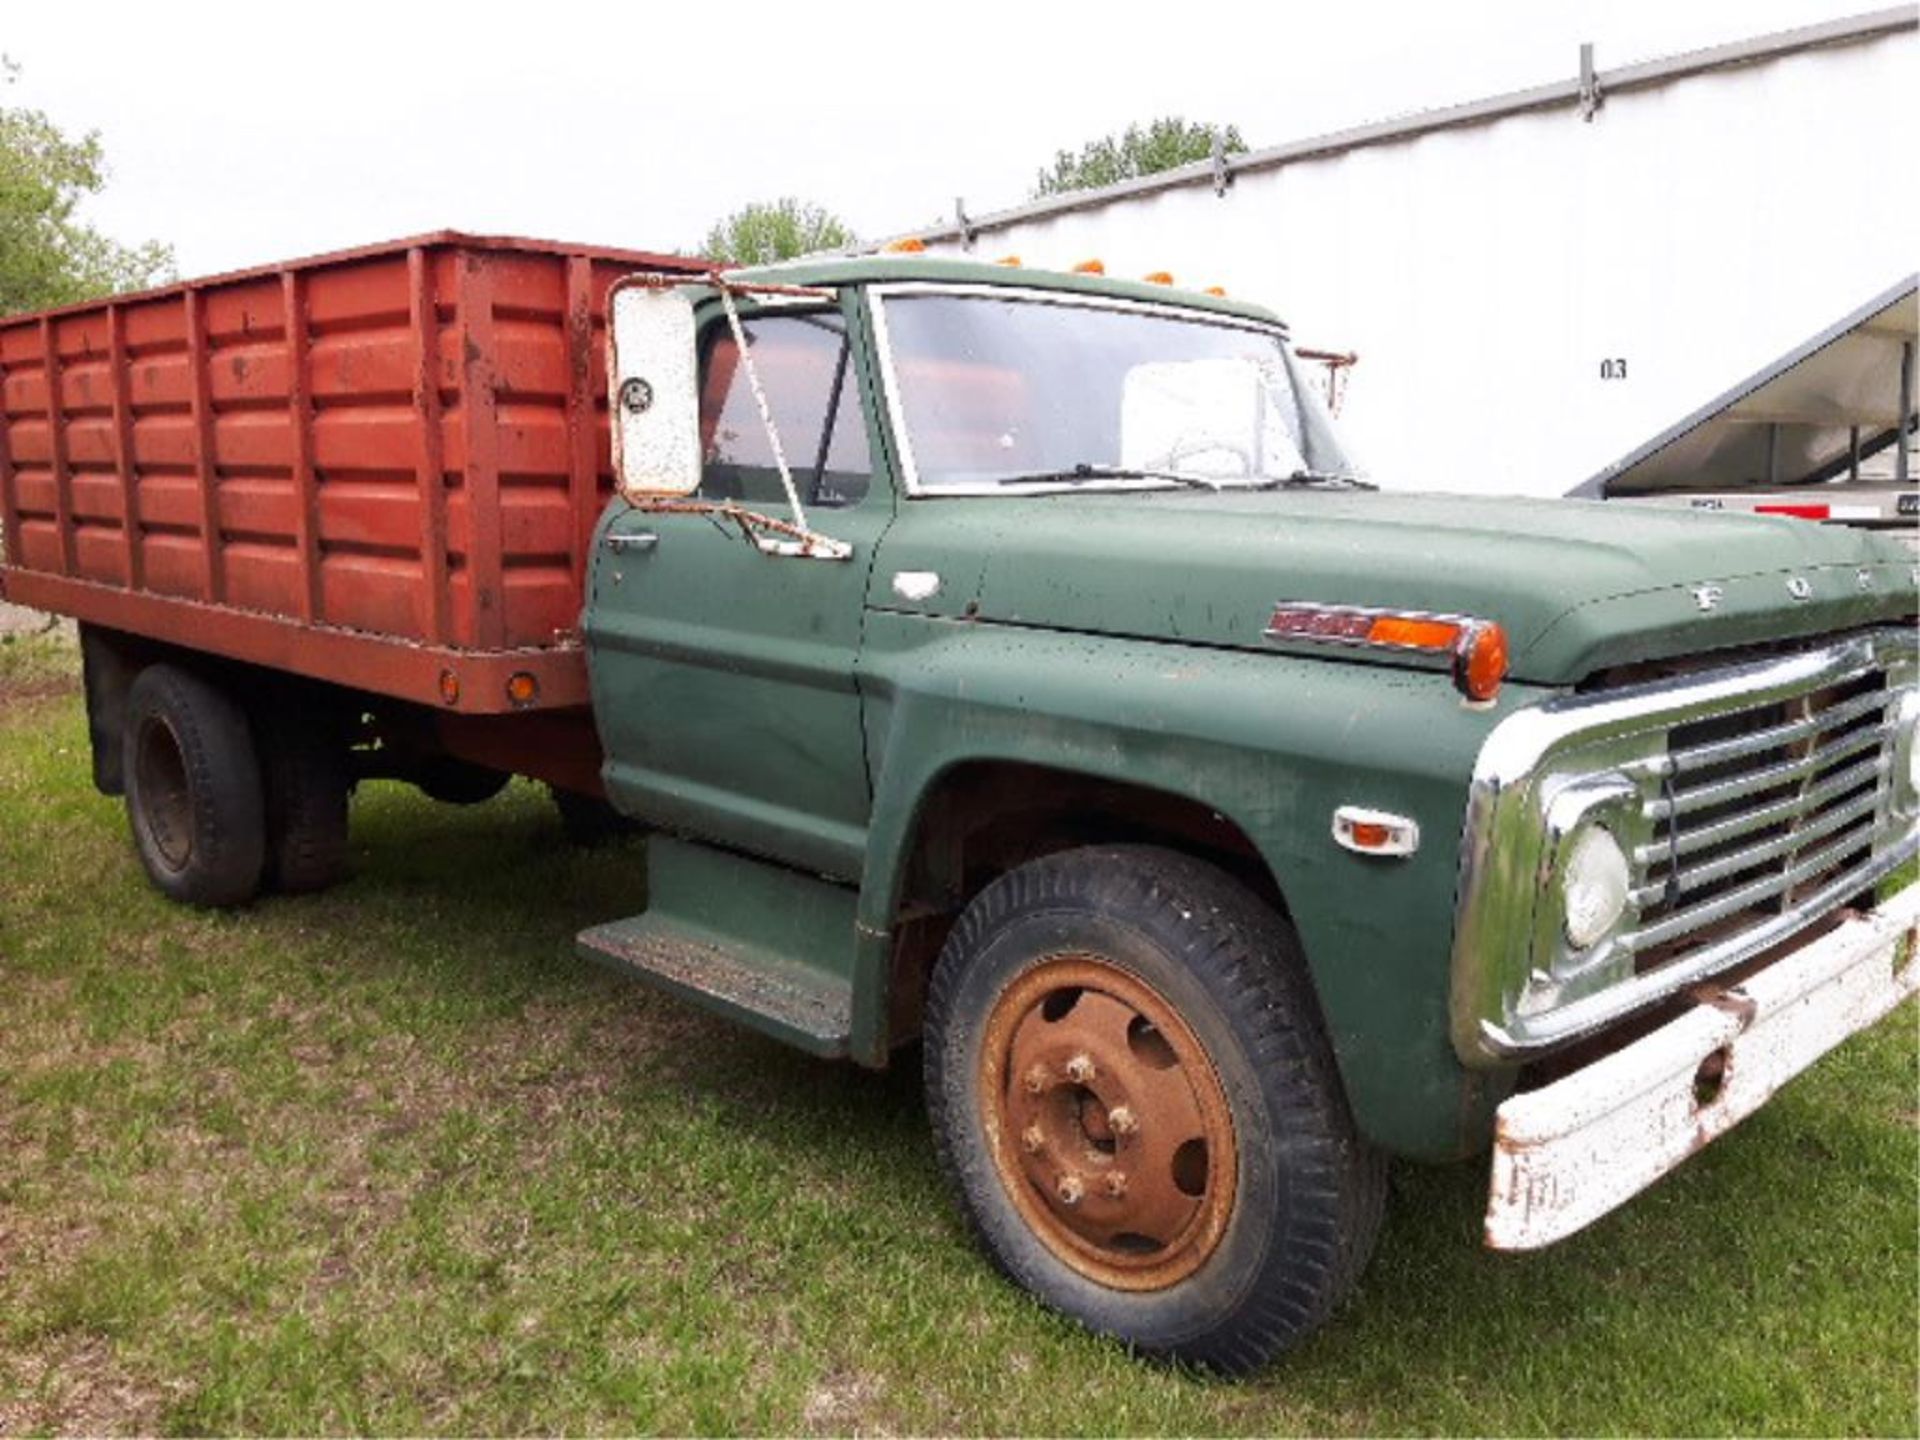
[1892,691,1920,820]
[1562,824,1631,949]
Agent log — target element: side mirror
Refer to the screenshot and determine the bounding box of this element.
[609,281,701,498]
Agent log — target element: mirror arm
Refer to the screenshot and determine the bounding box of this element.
[630,497,852,562]
[715,285,817,539]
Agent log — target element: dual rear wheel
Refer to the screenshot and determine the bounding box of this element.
[120,663,637,907]
[124,664,351,907]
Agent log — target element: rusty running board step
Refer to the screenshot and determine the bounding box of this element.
[577,917,853,1055]
[575,836,858,1057]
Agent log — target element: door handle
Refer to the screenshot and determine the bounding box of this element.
[605,531,659,554]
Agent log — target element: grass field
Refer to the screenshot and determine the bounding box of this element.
[2,626,1915,1435]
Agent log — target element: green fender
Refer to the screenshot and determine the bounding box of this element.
[849,612,1546,1161]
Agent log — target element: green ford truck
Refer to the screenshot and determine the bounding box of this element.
[4,238,1916,1373]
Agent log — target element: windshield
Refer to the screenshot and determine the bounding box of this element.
[876,290,1363,494]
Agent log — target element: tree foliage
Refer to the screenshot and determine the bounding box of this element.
[700,198,854,268]
[1033,117,1247,198]
[0,64,174,315]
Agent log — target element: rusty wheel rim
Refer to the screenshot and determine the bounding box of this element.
[134,715,193,871]
[979,953,1237,1291]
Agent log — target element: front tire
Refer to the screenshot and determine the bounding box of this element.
[123,665,267,908]
[924,845,1385,1374]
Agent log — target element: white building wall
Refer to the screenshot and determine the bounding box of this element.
[917,29,1917,497]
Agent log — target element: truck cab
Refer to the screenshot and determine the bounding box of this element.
[573,254,1918,1367]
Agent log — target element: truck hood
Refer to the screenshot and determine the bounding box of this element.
[877,489,1917,684]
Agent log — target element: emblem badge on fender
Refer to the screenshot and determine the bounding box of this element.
[1787,576,1813,601]
[1690,584,1724,612]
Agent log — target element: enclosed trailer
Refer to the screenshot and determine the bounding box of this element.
[892,9,1919,499]
[1572,275,1918,552]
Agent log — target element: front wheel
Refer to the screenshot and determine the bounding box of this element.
[924,845,1385,1374]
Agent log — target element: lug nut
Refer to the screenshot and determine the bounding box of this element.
[1107,1105,1138,1137]
[1056,1173,1085,1206]
[1103,1171,1129,1199]
[1022,1065,1049,1095]
[1020,1124,1046,1154]
[1064,1053,1096,1084]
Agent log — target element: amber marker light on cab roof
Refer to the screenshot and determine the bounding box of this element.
[1143,271,1175,285]
[884,237,927,253]
[994,255,1023,267]
[1265,603,1509,702]
[1072,258,1106,274]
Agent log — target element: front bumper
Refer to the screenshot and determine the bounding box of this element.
[1484,881,1919,1250]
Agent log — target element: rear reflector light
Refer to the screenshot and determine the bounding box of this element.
[1265,603,1509,701]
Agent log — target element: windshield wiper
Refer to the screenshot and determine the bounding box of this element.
[1258,469,1377,491]
[994,463,1221,491]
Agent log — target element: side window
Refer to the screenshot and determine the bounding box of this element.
[698,311,872,509]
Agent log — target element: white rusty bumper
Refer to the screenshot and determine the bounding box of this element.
[1485,882,1920,1251]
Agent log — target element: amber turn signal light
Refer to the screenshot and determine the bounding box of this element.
[1332,805,1421,857]
[1366,615,1459,651]
[1453,621,1509,703]
[1264,604,1508,702]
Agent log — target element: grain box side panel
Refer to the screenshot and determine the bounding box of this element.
[53,307,128,588]
[123,291,209,601]
[0,319,41,572]
[303,250,432,641]
[488,249,582,650]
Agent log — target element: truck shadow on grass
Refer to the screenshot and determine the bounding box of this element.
[10,724,1897,1434]
[306,780,1916,1432]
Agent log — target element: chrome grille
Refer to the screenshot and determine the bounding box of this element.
[1625,667,1896,969]
[1452,625,1917,1065]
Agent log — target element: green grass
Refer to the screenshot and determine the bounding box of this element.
[2,628,1916,1435]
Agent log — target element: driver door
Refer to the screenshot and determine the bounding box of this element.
[586,298,890,881]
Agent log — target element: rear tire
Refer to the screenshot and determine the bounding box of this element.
[924,845,1386,1374]
[258,702,351,894]
[123,665,266,908]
